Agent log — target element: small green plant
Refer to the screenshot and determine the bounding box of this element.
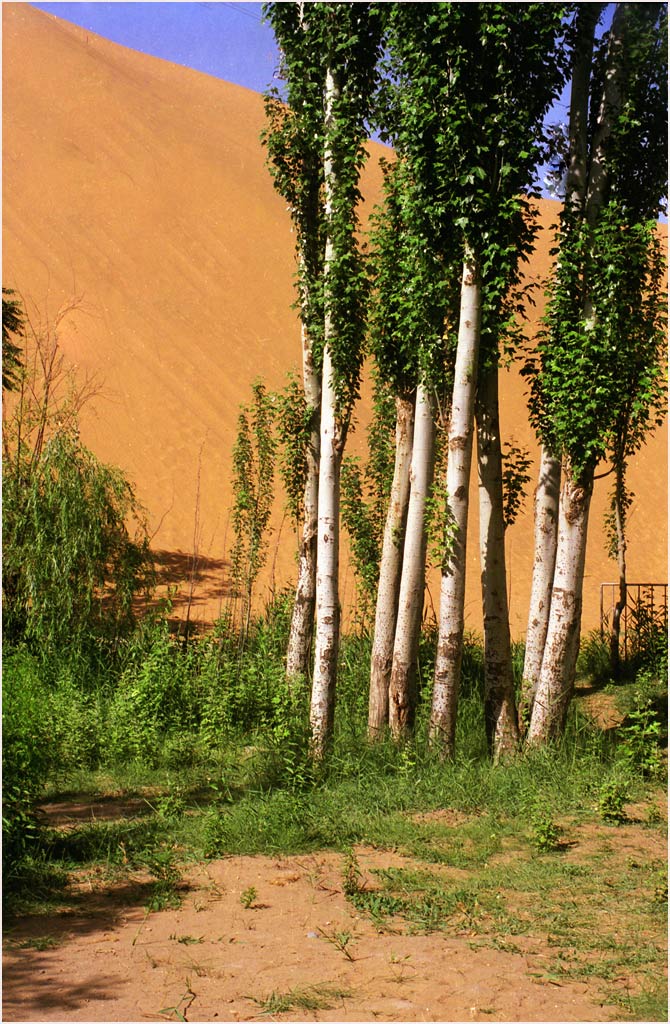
[170,934,204,946]
[645,802,663,825]
[389,952,414,983]
[144,845,183,912]
[598,780,629,825]
[618,696,663,778]
[15,935,59,951]
[318,927,356,961]
[342,849,363,898]
[251,984,351,1016]
[530,810,562,852]
[159,980,196,1023]
[240,885,258,909]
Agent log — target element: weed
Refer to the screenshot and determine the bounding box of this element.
[251,984,351,1016]
[388,952,415,983]
[342,848,363,897]
[159,979,196,1022]
[170,934,204,945]
[240,885,258,909]
[617,696,664,778]
[144,845,183,912]
[645,802,663,825]
[13,935,60,951]
[598,780,629,824]
[318,927,357,961]
[530,810,563,852]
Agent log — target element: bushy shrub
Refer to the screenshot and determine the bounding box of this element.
[2,652,52,872]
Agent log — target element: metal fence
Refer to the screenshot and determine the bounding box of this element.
[600,582,668,658]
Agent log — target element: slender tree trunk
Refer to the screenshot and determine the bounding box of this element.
[389,381,435,739]
[310,65,345,759]
[286,322,321,681]
[609,459,627,676]
[527,4,627,744]
[368,390,415,739]
[526,467,594,743]
[475,362,519,759]
[519,447,561,728]
[565,4,602,216]
[520,5,599,731]
[310,344,346,757]
[430,251,481,757]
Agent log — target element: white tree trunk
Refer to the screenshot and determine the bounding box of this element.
[526,469,594,744]
[520,7,598,731]
[286,322,320,681]
[310,65,345,759]
[389,381,435,738]
[430,251,481,757]
[519,447,561,728]
[368,390,415,740]
[475,362,519,760]
[310,344,345,757]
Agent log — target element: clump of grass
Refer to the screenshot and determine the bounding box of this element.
[251,984,352,1016]
[598,780,629,825]
[240,885,258,909]
[530,809,563,852]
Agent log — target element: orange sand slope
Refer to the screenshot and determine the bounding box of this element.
[3,4,667,636]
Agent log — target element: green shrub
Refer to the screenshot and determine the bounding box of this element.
[2,652,52,871]
[3,431,153,656]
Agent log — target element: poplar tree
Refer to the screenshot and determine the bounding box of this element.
[520,4,604,726]
[400,5,568,758]
[526,3,667,742]
[268,3,382,757]
[366,156,451,739]
[263,3,325,682]
[378,10,463,739]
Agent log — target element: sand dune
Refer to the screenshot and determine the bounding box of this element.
[3,4,667,636]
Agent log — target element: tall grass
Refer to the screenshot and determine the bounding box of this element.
[3,591,666,901]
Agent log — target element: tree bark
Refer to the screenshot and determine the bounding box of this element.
[310,65,346,759]
[368,390,415,740]
[310,343,346,758]
[430,251,481,757]
[388,381,435,739]
[475,361,519,759]
[609,459,627,676]
[520,4,599,732]
[565,4,603,215]
[286,321,321,681]
[526,468,594,743]
[519,447,561,729]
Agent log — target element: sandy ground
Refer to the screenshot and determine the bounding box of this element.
[3,846,626,1024]
[3,4,667,638]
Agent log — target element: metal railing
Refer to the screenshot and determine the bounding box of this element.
[600,582,668,658]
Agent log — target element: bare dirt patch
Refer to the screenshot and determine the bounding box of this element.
[2,848,628,1023]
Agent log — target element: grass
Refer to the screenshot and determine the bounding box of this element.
[250,984,353,1016]
[4,612,667,1020]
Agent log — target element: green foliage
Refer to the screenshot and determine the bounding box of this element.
[501,442,532,528]
[2,286,24,391]
[3,430,153,653]
[617,696,664,779]
[527,210,666,477]
[340,374,396,613]
[3,311,153,657]
[2,653,52,872]
[530,810,562,852]
[230,380,277,628]
[240,885,258,909]
[275,373,313,524]
[264,3,383,413]
[598,779,629,825]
